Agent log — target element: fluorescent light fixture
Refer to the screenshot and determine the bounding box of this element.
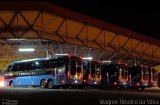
[8,38,26,41]
[19,48,35,52]
[82,57,92,60]
[55,54,68,56]
[101,60,112,63]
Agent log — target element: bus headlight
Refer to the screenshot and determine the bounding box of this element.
[114,82,117,85]
[94,81,97,84]
[136,83,140,86]
[74,80,78,83]
[123,82,126,85]
[61,80,65,83]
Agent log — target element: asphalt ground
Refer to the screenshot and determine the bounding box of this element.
[0,87,160,105]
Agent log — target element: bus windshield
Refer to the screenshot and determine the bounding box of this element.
[120,66,128,79]
[70,59,81,76]
[142,68,149,80]
[152,69,158,81]
[91,62,100,77]
[153,75,158,81]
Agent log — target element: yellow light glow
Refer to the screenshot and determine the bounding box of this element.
[0,76,4,87]
[114,82,117,85]
[75,74,78,78]
[0,81,4,87]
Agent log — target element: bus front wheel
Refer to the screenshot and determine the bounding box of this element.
[47,80,54,89]
[9,81,14,87]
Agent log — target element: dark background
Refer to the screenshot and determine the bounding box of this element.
[47,0,160,40]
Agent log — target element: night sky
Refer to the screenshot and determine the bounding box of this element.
[46,0,160,40]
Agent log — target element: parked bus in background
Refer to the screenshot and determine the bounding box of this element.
[83,60,101,88]
[59,55,83,88]
[106,63,128,88]
[128,65,149,89]
[148,67,158,87]
[100,62,110,88]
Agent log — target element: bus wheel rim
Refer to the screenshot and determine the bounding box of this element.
[48,81,53,88]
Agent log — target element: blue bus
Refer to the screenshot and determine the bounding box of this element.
[3,55,83,89]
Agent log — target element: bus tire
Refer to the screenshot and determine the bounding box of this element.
[47,79,54,89]
[141,87,145,90]
[62,85,68,89]
[101,81,107,89]
[9,81,14,87]
[40,79,46,88]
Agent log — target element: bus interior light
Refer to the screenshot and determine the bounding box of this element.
[75,74,78,78]
[82,57,92,60]
[101,60,112,63]
[55,54,68,56]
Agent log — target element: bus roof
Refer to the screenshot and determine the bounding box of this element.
[11,58,49,64]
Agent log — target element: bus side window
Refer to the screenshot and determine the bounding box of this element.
[34,61,42,70]
[42,60,47,69]
[26,62,34,71]
[5,65,12,72]
[11,64,19,72]
[49,59,56,68]
[18,63,25,71]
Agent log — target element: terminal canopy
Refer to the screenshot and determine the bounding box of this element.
[0,1,160,70]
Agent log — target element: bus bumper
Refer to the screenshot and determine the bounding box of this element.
[69,79,82,85]
[88,80,101,85]
[119,81,128,86]
[141,82,149,87]
[150,81,158,87]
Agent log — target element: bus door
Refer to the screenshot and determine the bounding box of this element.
[55,59,66,85]
[70,57,83,85]
[88,61,101,85]
[141,67,149,87]
[82,60,89,85]
[108,64,119,86]
[56,66,66,85]
[119,64,128,86]
[150,68,158,87]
